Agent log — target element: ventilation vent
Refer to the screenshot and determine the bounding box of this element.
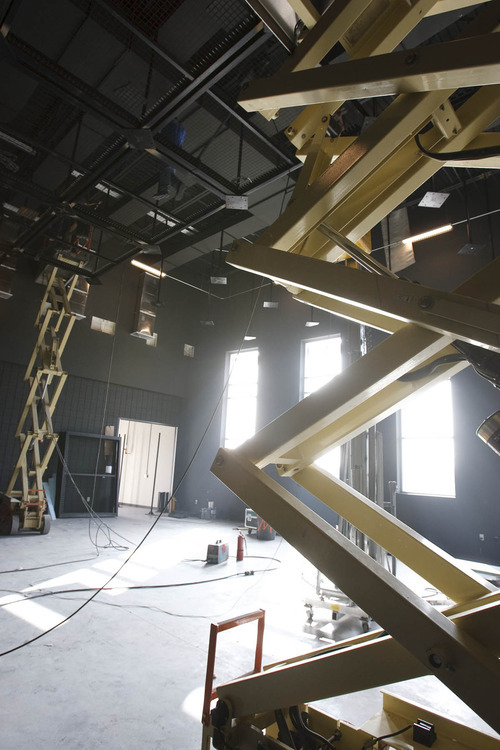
[91,316,116,335]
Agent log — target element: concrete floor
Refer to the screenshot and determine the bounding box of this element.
[0,506,497,749]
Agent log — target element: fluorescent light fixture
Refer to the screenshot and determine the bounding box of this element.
[181,226,196,235]
[244,334,256,341]
[403,224,453,244]
[146,210,176,227]
[95,182,121,199]
[131,259,166,277]
[0,131,36,154]
[70,170,121,198]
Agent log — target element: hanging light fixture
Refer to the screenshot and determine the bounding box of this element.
[211,229,228,285]
[305,308,320,327]
[458,176,485,255]
[200,289,215,327]
[263,283,279,309]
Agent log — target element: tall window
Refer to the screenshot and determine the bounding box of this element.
[223,348,259,449]
[301,336,343,475]
[399,379,455,496]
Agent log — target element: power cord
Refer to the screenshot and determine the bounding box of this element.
[54,442,135,552]
[415,132,500,162]
[289,705,337,750]
[362,724,412,749]
[0,569,279,610]
[0,556,99,574]
[0,283,265,658]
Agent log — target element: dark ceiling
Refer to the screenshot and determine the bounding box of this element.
[0,0,498,295]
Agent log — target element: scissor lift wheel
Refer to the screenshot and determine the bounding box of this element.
[40,514,51,535]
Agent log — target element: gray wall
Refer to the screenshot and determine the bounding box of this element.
[0,260,203,492]
[174,178,500,565]
[173,281,343,527]
[375,179,500,564]
[2,177,499,564]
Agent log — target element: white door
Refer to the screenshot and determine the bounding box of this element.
[118,419,177,508]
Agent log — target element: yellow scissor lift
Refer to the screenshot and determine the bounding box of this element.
[3,265,81,534]
[202,0,500,747]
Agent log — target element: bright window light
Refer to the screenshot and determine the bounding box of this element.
[302,336,342,476]
[400,379,455,496]
[223,349,259,449]
[0,597,67,631]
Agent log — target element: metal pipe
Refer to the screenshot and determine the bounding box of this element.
[318,224,398,278]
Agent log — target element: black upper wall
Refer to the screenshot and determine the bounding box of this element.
[0,260,205,489]
[0,260,202,395]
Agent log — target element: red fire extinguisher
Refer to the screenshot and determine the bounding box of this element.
[237,532,245,561]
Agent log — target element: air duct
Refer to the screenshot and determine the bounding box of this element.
[131,272,159,342]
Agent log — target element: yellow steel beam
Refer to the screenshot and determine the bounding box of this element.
[266,84,500,264]
[220,634,426,719]
[34,266,58,327]
[426,0,493,15]
[243,325,454,467]
[58,314,76,358]
[235,252,500,469]
[228,242,500,351]
[283,0,442,145]
[277,346,465,471]
[366,692,500,750]
[255,0,500,253]
[281,0,373,74]
[296,135,356,162]
[39,435,58,475]
[299,131,500,170]
[445,132,500,169]
[287,0,320,28]
[211,448,500,731]
[47,371,67,417]
[341,0,437,59]
[294,464,495,602]
[263,90,451,252]
[219,596,500,721]
[6,432,33,495]
[240,34,500,111]
[294,289,405,333]
[256,0,375,120]
[15,372,42,438]
[24,309,55,380]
